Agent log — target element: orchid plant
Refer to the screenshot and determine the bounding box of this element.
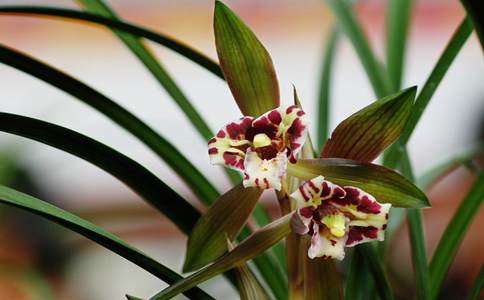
[0,0,482,300]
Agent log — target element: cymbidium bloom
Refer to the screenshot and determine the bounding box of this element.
[208,105,309,190]
[290,176,391,260]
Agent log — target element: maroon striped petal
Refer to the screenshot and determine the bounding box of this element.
[309,222,348,260]
[208,116,254,172]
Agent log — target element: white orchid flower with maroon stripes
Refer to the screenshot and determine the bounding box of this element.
[208,105,309,190]
[290,176,391,260]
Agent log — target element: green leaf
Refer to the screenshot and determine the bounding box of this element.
[345,249,370,300]
[325,0,393,98]
[384,17,473,169]
[0,6,224,80]
[0,44,221,212]
[320,87,416,162]
[386,0,414,91]
[75,0,241,186]
[466,262,484,300]
[227,239,269,300]
[287,158,430,208]
[359,244,395,300]
[417,143,484,190]
[397,152,431,300]
[183,184,263,272]
[0,112,200,235]
[303,236,343,300]
[0,185,213,300]
[150,213,293,300]
[460,0,484,51]
[317,27,340,150]
[429,171,484,299]
[214,1,280,117]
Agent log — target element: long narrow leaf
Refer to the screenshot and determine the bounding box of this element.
[76,0,242,186]
[0,44,220,209]
[287,158,430,208]
[183,184,263,272]
[384,17,473,169]
[320,87,416,162]
[429,171,484,299]
[317,27,339,150]
[398,152,431,300]
[386,0,413,91]
[466,262,484,300]
[0,112,200,234]
[214,1,280,117]
[0,6,223,79]
[150,214,293,300]
[359,244,395,300]
[227,240,269,300]
[325,0,393,98]
[0,185,213,300]
[460,0,484,50]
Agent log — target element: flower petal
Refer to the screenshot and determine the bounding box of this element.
[290,175,346,209]
[282,105,310,163]
[243,148,287,190]
[329,186,391,246]
[208,116,254,171]
[309,222,348,261]
[251,108,282,140]
[290,206,313,235]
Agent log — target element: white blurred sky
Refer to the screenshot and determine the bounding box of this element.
[0,0,482,209]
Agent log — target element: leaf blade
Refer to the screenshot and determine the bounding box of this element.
[214,1,280,117]
[0,185,213,300]
[0,112,199,234]
[429,171,484,299]
[151,214,293,300]
[184,184,263,272]
[320,87,416,162]
[287,158,430,209]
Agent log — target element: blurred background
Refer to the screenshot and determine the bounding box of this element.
[0,0,483,299]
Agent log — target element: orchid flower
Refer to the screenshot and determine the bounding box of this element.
[290,176,391,260]
[208,105,309,190]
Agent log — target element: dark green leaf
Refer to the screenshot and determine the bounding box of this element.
[0,112,199,234]
[386,0,414,91]
[150,214,292,300]
[466,262,484,300]
[384,17,473,169]
[0,44,221,211]
[0,5,224,79]
[398,152,431,300]
[460,0,484,51]
[320,87,416,162]
[429,171,484,299]
[287,158,430,208]
[325,0,393,98]
[0,185,213,300]
[76,0,241,186]
[184,184,263,272]
[359,244,395,300]
[317,27,340,150]
[214,1,280,117]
